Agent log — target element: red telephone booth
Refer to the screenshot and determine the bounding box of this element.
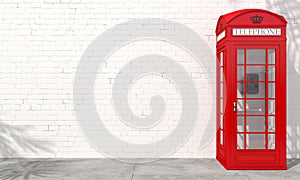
[216,9,287,170]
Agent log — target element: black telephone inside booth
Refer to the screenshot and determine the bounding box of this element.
[238,73,259,95]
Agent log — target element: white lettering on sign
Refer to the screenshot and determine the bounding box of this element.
[217,31,225,41]
[232,28,281,36]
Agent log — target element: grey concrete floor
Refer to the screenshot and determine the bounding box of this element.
[0,158,300,180]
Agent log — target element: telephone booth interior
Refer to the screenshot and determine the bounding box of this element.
[216,9,287,170]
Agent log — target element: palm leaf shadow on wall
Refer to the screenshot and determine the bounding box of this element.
[267,0,300,168]
[0,121,51,157]
[0,120,59,179]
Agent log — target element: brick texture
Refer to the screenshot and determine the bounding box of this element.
[0,0,284,159]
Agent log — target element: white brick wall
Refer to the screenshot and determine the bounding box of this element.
[0,0,285,159]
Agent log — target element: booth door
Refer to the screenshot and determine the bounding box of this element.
[234,47,278,162]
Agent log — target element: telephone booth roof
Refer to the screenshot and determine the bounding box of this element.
[216,9,287,35]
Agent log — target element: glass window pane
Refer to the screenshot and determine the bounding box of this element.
[237,134,244,149]
[237,82,244,98]
[237,100,244,114]
[246,82,265,98]
[268,100,276,115]
[220,67,223,82]
[268,49,275,64]
[220,83,223,98]
[246,66,266,81]
[220,52,223,66]
[223,84,226,101]
[246,49,266,64]
[220,130,223,145]
[220,114,223,129]
[268,116,275,132]
[246,134,265,149]
[237,49,244,64]
[268,66,275,81]
[237,66,244,80]
[268,134,275,149]
[246,116,265,132]
[220,98,223,113]
[268,83,275,98]
[237,116,244,132]
[246,100,265,114]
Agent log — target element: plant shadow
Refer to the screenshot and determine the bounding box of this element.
[267,0,300,169]
[0,159,64,180]
[0,119,58,179]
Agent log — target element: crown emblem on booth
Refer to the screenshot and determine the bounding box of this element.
[250,14,263,24]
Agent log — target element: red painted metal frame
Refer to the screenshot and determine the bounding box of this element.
[216,9,287,170]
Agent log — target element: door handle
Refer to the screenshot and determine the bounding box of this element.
[233,102,237,112]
